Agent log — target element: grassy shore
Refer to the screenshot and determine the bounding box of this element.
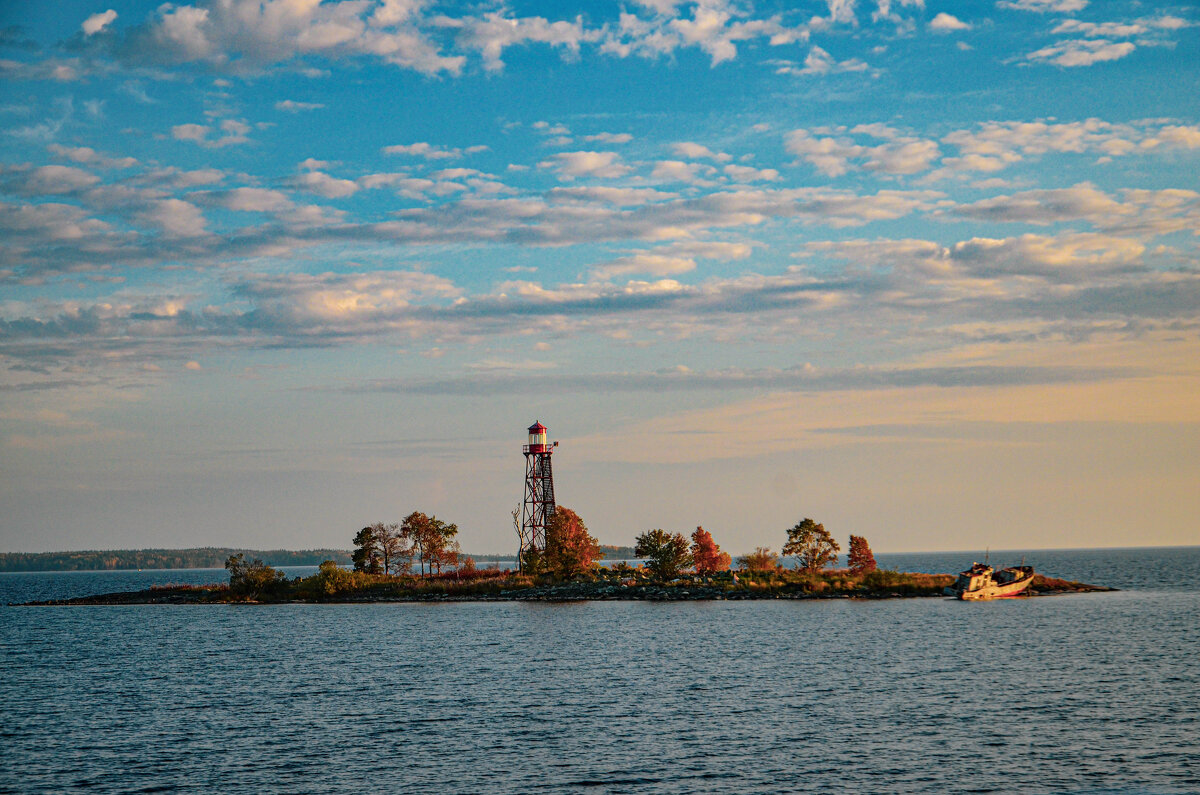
[15,567,1114,605]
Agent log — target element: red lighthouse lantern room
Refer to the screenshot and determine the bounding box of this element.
[526,421,547,452]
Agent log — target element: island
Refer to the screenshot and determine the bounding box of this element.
[9,514,1114,606]
[14,564,1113,605]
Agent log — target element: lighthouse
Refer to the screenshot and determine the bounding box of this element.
[518,421,557,568]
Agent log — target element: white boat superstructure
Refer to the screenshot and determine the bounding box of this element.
[945,562,1035,600]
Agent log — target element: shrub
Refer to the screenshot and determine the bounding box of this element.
[225,554,286,600]
[738,547,780,572]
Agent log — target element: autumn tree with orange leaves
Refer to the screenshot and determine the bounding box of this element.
[544,507,602,579]
[847,534,877,573]
[691,526,732,573]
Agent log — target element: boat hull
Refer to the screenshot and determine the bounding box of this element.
[945,564,1035,600]
[958,576,1033,600]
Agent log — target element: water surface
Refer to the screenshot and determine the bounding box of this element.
[2,548,1197,794]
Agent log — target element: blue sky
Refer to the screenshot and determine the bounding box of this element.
[2,0,1198,555]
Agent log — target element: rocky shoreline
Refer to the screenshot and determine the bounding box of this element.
[13,575,1115,606]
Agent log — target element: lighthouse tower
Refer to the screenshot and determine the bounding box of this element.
[518,421,557,566]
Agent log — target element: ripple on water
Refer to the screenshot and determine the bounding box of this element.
[1,554,1199,793]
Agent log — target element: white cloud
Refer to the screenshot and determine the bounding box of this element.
[136,198,207,238]
[591,238,756,279]
[930,119,1199,176]
[170,120,250,147]
[650,160,717,184]
[121,0,464,76]
[584,132,633,144]
[6,165,101,195]
[1051,20,1146,38]
[548,186,678,206]
[370,0,429,27]
[672,142,732,162]
[46,144,137,170]
[235,270,462,325]
[600,4,809,66]
[1024,38,1136,67]
[140,166,225,188]
[200,187,295,213]
[275,100,325,112]
[668,4,738,65]
[724,164,781,182]
[949,232,1146,279]
[1153,126,1200,149]
[929,13,971,32]
[383,142,466,159]
[82,9,118,36]
[290,170,359,199]
[955,184,1131,225]
[454,12,602,71]
[997,0,1088,12]
[820,0,859,26]
[953,185,1200,237]
[591,253,697,280]
[785,130,861,176]
[171,123,209,142]
[775,46,871,76]
[785,128,940,176]
[539,151,631,179]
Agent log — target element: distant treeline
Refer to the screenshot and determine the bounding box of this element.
[0,543,643,573]
[0,548,354,572]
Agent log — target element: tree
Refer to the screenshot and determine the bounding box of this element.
[428,517,458,574]
[402,512,459,574]
[225,553,285,599]
[520,546,546,576]
[847,534,877,573]
[691,526,732,574]
[544,507,602,580]
[377,522,412,575]
[434,537,461,574]
[634,529,693,581]
[782,518,841,572]
[738,547,780,572]
[402,512,432,575]
[352,526,383,573]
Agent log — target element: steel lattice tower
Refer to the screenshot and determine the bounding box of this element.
[518,421,557,568]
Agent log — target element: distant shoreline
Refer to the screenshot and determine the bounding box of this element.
[0,545,621,573]
[3,544,1195,573]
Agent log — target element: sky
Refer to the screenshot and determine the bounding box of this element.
[1,0,1198,556]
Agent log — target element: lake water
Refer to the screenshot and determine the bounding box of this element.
[1,547,1197,794]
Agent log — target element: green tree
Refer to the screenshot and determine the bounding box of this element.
[520,546,547,576]
[225,553,285,599]
[737,546,780,572]
[402,512,459,574]
[376,522,412,575]
[782,518,841,572]
[847,534,877,573]
[634,529,693,581]
[544,507,602,580]
[352,526,383,573]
